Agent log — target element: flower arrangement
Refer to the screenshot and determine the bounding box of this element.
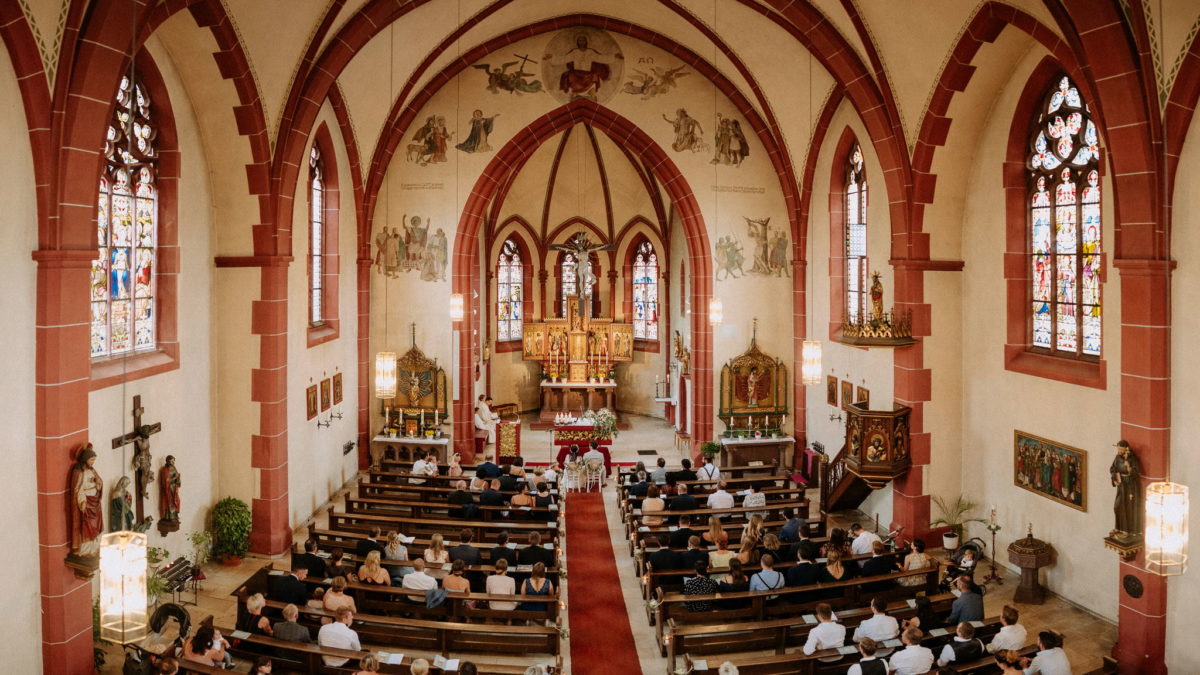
[592,408,618,438]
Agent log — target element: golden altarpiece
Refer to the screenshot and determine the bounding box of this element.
[717,321,794,466]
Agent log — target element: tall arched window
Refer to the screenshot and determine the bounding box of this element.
[844,144,867,323]
[310,145,325,324]
[1027,75,1101,357]
[632,240,659,339]
[560,252,596,317]
[497,239,523,341]
[92,74,157,358]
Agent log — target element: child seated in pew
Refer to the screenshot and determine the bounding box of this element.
[353,653,381,674]
[410,658,431,675]
[181,625,233,669]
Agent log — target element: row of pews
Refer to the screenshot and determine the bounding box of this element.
[615,463,1037,674]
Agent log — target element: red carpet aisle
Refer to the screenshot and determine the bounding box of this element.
[565,490,642,673]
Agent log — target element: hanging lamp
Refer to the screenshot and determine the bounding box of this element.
[1145,481,1188,576]
[800,55,822,385]
[374,21,398,400]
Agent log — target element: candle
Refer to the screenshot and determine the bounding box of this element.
[435,409,439,426]
[421,409,425,428]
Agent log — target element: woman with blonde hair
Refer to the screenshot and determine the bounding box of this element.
[741,514,765,543]
[323,576,357,613]
[353,653,381,674]
[424,533,449,564]
[486,558,517,610]
[702,515,729,548]
[383,531,408,562]
[237,593,273,636]
[734,536,758,565]
[818,548,857,598]
[641,484,666,527]
[358,549,391,585]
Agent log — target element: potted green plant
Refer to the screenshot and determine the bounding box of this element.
[700,441,720,461]
[188,530,212,567]
[147,546,171,572]
[211,497,252,565]
[146,571,169,606]
[929,495,987,551]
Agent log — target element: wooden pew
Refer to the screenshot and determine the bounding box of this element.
[357,480,560,504]
[345,494,559,522]
[306,524,560,567]
[629,516,800,556]
[639,549,874,603]
[616,461,781,482]
[325,507,560,543]
[625,498,811,540]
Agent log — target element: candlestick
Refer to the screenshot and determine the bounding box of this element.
[421,409,425,428]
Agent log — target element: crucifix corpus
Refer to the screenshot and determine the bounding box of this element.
[110,394,162,528]
[549,232,615,318]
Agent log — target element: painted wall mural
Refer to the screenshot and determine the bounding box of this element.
[472,54,543,94]
[542,28,625,104]
[663,108,707,153]
[715,217,789,279]
[407,115,453,165]
[455,109,500,154]
[373,215,448,282]
[622,62,690,99]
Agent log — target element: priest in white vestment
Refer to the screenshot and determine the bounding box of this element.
[474,395,497,445]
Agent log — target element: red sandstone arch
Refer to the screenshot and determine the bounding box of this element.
[450,100,713,459]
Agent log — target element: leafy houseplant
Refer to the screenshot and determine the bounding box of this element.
[188,530,212,567]
[929,495,987,550]
[700,441,720,460]
[211,497,252,564]
[146,572,169,605]
[147,546,171,570]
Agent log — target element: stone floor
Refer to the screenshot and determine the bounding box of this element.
[102,416,1115,673]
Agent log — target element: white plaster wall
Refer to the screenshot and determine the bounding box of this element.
[958,47,1121,621]
[88,41,218,560]
[0,43,46,675]
[286,105,361,525]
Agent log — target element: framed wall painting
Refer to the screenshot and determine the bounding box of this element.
[856,386,870,409]
[841,380,854,410]
[306,385,318,420]
[826,376,838,406]
[320,378,332,411]
[1014,430,1087,511]
[332,372,343,405]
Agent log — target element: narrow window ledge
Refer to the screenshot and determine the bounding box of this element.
[90,345,180,391]
[1004,346,1106,389]
[307,321,339,348]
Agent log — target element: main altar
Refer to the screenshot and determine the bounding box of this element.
[522,233,634,424]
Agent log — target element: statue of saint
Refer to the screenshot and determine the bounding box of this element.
[746,367,761,407]
[673,330,691,375]
[408,371,422,406]
[70,445,104,558]
[870,272,885,322]
[159,455,181,523]
[110,475,135,532]
[1110,440,1142,538]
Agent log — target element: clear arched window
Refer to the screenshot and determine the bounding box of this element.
[310,145,325,324]
[632,240,659,339]
[845,144,867,323]
[497,239,523,341]
[92,75,157,357]
[1028,75,1101,357]
[560,251,595,317]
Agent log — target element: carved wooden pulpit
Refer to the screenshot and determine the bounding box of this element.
[843,402,912,487]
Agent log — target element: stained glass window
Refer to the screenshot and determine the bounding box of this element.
[632,241,659,340]
[845,144,868,323]
[497,239,523,341]
[1027,76,1101,357]
[561,251,595,317]
[92,75,157,358]
[310,145,325,325]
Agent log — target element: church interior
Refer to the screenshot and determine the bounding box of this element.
[3,0,1198,673]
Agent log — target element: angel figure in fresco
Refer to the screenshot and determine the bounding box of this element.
[456,110,500,154]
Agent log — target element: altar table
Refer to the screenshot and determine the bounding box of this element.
[370,435,450,466]
[538,381,617,422]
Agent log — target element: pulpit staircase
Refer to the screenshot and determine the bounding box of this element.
[819,403,913,514]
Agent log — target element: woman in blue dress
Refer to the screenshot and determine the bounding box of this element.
[517,562,555,612]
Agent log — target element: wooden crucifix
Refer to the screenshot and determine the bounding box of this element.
[110,395,162,526]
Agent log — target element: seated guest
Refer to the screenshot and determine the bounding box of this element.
[786,540,823,588]
[270,562,309,606]
[518,531,555,567]
[447,452,463,477]
[629,471,651,498]
[424,533,450,565]
[450,528,481,564]
[409,659,431,675]
[272,603,311,643]
[355,526,385,559]
[708,538,735,569]
[937,621,985,667]
[582,441,605,465]
[748,553,785,599]
[323,576,357,613]
[448,480,478,518]
[533,482,556,507]
[383,531,408,564]
[860,541,897,591]
[717,559,750,608]
[645,537,682,585]
[741,514,766,543]
[702,515,729,548]
[499,464,521,492]
[779,509,807,543]
[182,625,232,669]
[491,531,518,566]
[818,548,857,598]
[706,481,734,512]
[697,454,720,481]
[510,482,535,510]
[459,663,479,675]
[680,536,708,569]
[517,562,555,612]
[238,592,273,636]
[306,587,325,612]
[902,595,937,634]
[442,559,471,592]
[1024,631,1071,675]
[802,603,846,655]
[733,536,758,566]
[641,484,666,526]
[479,479,505,507]
[669,483,698,513]
[889,627,935,675]
[673,458,698,482]
[822,527,851,557]
[353,653,380,675]
[317,607,361,667]
[986,605,1027,654]
[786,523,814,561]
[946,575,983,625]
[410,451,438,485]
[853,597,900,644]
[850,522,883,559]
[899,538,936,587]
[650,457,669,483]
[670,514,696,549]
[293,538,328,578]
[486,559,517,610]
[476,458,503,479]
[358,550,391,586]
[328,548,356,581]
[252,657,274,674]
[847,637,889,675]
[741,483,767,519]
[155,656,180,675]
[761,533,785,563]
[542,463,558,485]
[683,560,719,611]
[993,649,1026,673]
[400,558,438,593]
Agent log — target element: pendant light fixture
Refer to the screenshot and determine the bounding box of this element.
[374,21,397,399]
[800,52,822,385]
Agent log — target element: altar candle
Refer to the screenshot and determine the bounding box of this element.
[435,409,439,426]
[421,409,425,428]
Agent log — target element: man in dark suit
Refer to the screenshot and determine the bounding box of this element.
[786,541,823,594]
[517,531,555,567]
[355,526,385,560]
[859,541,897,592]
[672,458,698,483]
[669,514,696,549]
[449,528,482,565]
[679,535,708,569]
[270,563,310,606]
[629,471,651,498]
[645,537,683,586]
[669,484,698,515]
[476,460,503,480]
[292,538,327,579]
[447,479,478,518]
[490,530,518,566]
[479,479,505,507]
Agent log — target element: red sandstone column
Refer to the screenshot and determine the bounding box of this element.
[248,260,291,555]
[792,259,809,468]
[33,250,97,673]
[357,258,372,469]
[891,261,933,540]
